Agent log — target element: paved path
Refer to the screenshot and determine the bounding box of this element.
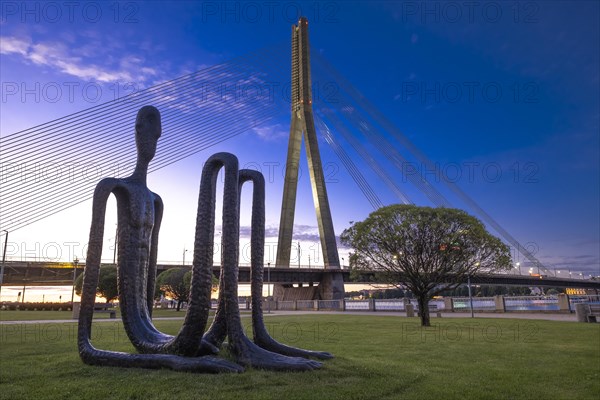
[0,311,578,324]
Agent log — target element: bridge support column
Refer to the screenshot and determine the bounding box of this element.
[275,18,345,301]
[494,295,506,312]
[558,293,571,312]
[575,303,590,322]
[317,271,345,300]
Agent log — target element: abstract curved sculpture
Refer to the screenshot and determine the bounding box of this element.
[78,106,332,373]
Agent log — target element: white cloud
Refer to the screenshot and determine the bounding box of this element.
[252,123,288,141]
[0,36,30,56]
[0,35,158,83]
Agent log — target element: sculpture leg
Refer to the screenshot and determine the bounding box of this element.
[195,155,320,370]
[215,167,319,370]
[201,272,228,353]
[239,169,333,360]
[78,240,241,373]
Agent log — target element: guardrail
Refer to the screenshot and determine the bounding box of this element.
[254,294,580,313]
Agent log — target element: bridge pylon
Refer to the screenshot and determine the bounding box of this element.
[274,17,344,301]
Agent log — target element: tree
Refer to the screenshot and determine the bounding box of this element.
[155,268,190,311]
[155,268,220,311]
[341,205,511,326]
[75,265,118,303]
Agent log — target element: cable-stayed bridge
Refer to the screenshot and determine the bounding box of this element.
[0,20,595,293]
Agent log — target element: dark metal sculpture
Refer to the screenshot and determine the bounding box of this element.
[78,106,332,373]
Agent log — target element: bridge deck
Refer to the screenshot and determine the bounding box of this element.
[1,261,598,290]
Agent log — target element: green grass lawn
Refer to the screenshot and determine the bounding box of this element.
[0,315,598,399]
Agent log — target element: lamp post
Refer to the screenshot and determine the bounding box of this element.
[71,256,79,304]
[467,274,474,319]
[218,231,223,264]
[113,224,118,264]
[267,262,271,314]
[182,248,188,266]
[341,257,345,270]
[297,242,301,268]
[308,254,311,269]
[515,262,521,275]
[0,230,7,299]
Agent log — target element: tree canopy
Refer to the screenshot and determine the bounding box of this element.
[155,268,218,311]
[155,268,190,311]
[75,265,118,303]
[341,205,512,326]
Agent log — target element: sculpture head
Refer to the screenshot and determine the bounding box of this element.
[135,106,162,164]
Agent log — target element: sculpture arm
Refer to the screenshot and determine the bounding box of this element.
[78,179,119,349]
[147,193,164,316]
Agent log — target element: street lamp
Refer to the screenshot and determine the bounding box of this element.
[113,224,118,264]
[341,257,345,270]
[182,247,188,266]
[0,230,7,299]
[515,262,521,275]
[297,242,301,268]
[71,256,79,304]
[467,274,474,319]
[267,262,271,314]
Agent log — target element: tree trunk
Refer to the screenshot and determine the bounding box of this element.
[417,295,431,327]
[176,299,182,311]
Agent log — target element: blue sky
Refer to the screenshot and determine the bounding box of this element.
[1,1,598,276]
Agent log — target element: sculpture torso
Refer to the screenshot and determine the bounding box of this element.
[102,177,161,329]
[120,179,157,256]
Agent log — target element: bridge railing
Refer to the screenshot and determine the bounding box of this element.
[504,295,559,311]
[344,300,370,311]
[374,299,405,311]
[296,300,316,310]
[204,295,596,313]
[318,300,342,310]
[277,301,296,311]
[452,297,496,311]
[569,295,600,306]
